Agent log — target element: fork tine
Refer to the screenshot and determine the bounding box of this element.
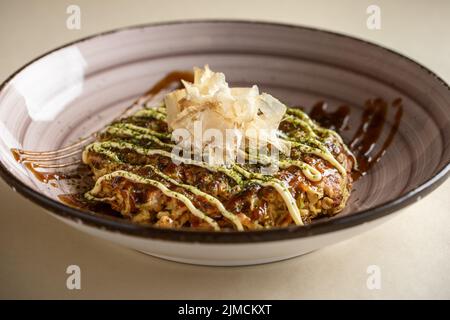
[13,73,189,177]
[24,159,82,169]
[14,135,94,157]
[18,147,84,162]
[15,95,147,159]
[14,77,177,157]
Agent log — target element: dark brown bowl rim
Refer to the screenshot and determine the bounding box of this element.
[0,20,449,243]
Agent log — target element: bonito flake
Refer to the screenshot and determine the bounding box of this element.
[165,65,290,165]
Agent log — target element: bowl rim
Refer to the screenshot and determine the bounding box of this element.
[0,19,449,243]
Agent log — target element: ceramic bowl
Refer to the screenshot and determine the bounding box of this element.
[0,21,449,266]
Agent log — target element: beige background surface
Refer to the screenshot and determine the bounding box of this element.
[0,0,449,299]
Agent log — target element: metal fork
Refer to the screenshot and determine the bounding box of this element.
[11,71,193,175]
[11,76,183,173]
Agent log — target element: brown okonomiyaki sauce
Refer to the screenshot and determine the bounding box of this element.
[58,193,122,217]
[23,162,86,183]
[308,98,403,180]
[309,102,350,132]
[143,71,193,96]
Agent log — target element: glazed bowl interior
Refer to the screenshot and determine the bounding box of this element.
[0,21,449,237]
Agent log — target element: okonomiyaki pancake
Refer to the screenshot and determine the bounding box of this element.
[81,66,355,231]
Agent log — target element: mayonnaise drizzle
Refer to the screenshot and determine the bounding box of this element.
[83,141,243,185]
[105,121,323,181]
[87,170,221,230]
[143,164,244,230]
